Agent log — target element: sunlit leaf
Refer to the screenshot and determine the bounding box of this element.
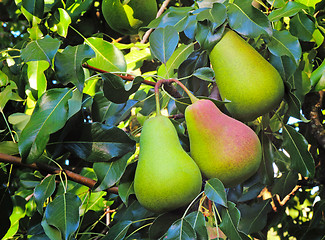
[193,67,215,82]
[268,1,308,22]
[34,175,56,214]
[26,60,49,97]
[48,8,71,37]
[204,178,227,208]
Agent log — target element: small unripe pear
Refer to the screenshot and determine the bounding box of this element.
[209,29,284,122]
[185,99,262,187]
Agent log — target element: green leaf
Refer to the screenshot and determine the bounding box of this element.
[54,44,95,92]
[259,133,274,185]
[34,175,56,214]
[271,171,299,199]
[125,47,151,71]
[44,193,81,240]
[22,0,44,20]
[150,26,179,64]
[226,0,272,38]
[165,218,197,240]
[0,69,9,86]
[289,12,315,41]
[267,30,302,65]
[282,125,315,178]
[0,188,12,239]
[219,202,250,240]
[20,172,41,188]
[26,60,49,97]
[149,213,182,239]
[0,81,20,110]
[18,88,72,163]
[192,67,215,82]
[157,44,194,79]
[204,178,227,208]
[238,199,272,234]
[94,153,131,191]
[101,220,132,240]
[195,21,226,52]
[184,211,209,240]
[102,73,142,104]
[196,3,227,29]
[41,218,62,240]
[86,37,127,72]
[21,35,61,63]
[65,0,93,21]
[92,92,138,125]
[0,141,19,155]
[48,8,72,38]
[118,181,134,205]
[268,1,308,22]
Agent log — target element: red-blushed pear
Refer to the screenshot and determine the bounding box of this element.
[209,29,284,122]
[185,98,262,187]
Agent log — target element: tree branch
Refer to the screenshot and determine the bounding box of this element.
[0,153,118,194]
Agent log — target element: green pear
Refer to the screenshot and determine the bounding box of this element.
[102,0,157,35]
[209,29,284,122]
[185,99,262,187]
[134,115,202,213]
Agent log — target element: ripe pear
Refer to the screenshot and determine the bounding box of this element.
[185,99,262,187]
[102,0,157,35]
[209,29,284,122]
[134,115,202,213]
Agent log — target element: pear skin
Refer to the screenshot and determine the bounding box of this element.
[185,99,262,187]
[134,116,202,213]
[209,29,284,122]
[102,0,157,35]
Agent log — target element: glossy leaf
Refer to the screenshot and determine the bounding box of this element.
[18,88,72,163]
[26,60,49,97]
[238,199,272,234]
[195,21,226,52]
[282,125,315,178]
[102,73,142,104]
[21,35,61,63]
[92,92,138,125]
[165,218,197,240]
[118,181,134,205]
[150,26,179,64]
[54,44,95,92]
[219,202,250,240]
[196,3,227,29]
[226,0,272,38]
[64,122,136,162]
[267,30,302,65]
[21,0,44,20]
[86,37,127,72]
[34,175,56,214]
[289,12,315,41]
[93,153,131,191]
[204,178,227,208]
[41,218,61,240]
[65,0,93,21]
[184,211,209,240]
[149,213,182,239]
[268,1,308,22]
[48,8,71,38]
[101,220,132,240]
[192,67,215,82]
[44,193,81,240]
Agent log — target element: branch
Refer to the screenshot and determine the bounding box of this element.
[0,153,118,194]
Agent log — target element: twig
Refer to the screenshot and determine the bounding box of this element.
[0,153,118,194]
[140,0,172,44]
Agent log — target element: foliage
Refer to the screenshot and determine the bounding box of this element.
[0,0,325,239]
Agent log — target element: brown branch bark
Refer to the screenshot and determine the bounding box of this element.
[0,153,118,194]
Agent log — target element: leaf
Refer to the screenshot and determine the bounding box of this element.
[268,1,308,22]
[149,213,182,239]
[219,202,250,240]
[271,171,299,199]
[149,26,179,64]
[192,67,215,82]
[0,141,19,155]
[289,12,315,41]
[34,175,56,214]
[196,3,227,29]
[195,21,226,52]
[92,92,138,125]
[86,37,127,72]
[44,193,81,240]
[21,35,61,63]
[21,0,44,21]
[54,44,95,92]
[101,220,132,240]
[26,60,49,97]
[157,44,194,78]
[118,181,134,205]
[282,125,315,178]
[259,133,274,185]
[267,30,302,65]
[0,81,19,110]
[0,188,12,239]
[93,153,131,191]
[48,8,72,38]
[18,88,72,163]
[184,211,209,240]
[204,178,227,208]
[165,218,197,240]
[65,0,93,21]
[41,218,62,240]
[64,122,136,162]
[102,73,142,104]
[226,0,272,38]
[237,199,272,234]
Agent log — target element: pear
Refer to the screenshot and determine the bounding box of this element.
[209,29,284,122]
[102,0,157,35]
[185,99,262,187]
[134,115,202,213]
